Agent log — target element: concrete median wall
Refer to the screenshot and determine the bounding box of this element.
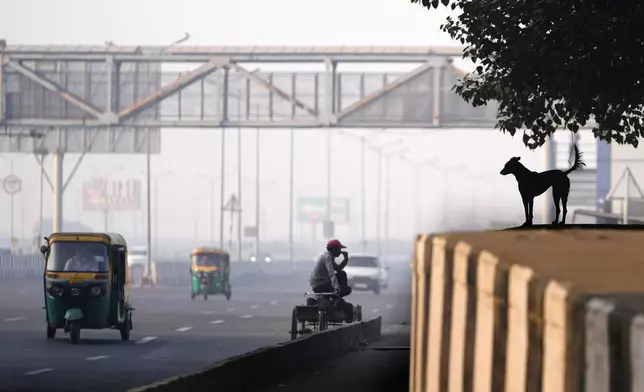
[128,317,382,392]
[411,231,644,392]
[0,254,303,286]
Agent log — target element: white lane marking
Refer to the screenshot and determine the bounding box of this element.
[269,301,278,305]
[85,355,110,361]
[135,336,158,344]
[24,368,53,376]
[209,320,225,324]
[175,327,192,332]
[372,308,380,313]
[386,304,393,309]
[240,315,253,319]
[226,308,235,312]
[202,310,214,315]
[5,317,25,322]
[250,305,258,309]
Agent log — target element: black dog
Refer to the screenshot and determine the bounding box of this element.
[500,145,586,226]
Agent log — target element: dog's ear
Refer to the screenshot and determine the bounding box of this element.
[514,156,521,161]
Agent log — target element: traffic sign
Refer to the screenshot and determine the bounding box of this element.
[297,197,350,224]
[2,175,21,195]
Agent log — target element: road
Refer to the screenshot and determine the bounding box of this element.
[0,265,411,391]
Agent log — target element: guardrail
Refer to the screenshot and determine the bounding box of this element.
[411,229,644,392]
[0,254,307,285]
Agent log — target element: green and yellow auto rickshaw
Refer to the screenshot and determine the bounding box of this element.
[190,247,231,301]
[40,232,134,344]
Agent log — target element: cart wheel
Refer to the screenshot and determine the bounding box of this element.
[120,322,131,341]
[46,323,56,339]
[69,321,80,344]
[290,308,298,340]
[318,310,327,331]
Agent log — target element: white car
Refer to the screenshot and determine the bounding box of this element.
[344,253,389,295]
[127,246,148,267]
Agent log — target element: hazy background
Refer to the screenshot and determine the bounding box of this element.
[0,0,558,251]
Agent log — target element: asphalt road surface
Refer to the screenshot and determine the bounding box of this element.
[0,265,411,392]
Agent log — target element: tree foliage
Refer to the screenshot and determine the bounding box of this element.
[412,0,644,148]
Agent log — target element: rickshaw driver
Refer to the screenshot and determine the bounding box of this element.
[309,239,354,322]
[63,247,99,272]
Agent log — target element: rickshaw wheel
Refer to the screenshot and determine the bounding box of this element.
[225,291,231,301]
[46,323,56,339]
[69,321,80,344]
[318,310,327,331]
[120,321,131,341]
[190,292,195,300]
[290,308,298,340]
[203,293,208,301]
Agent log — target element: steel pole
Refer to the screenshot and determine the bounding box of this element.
[326,130,332,237]
[255,128,261,257]
[210,179,215,244]
[360,138,366,249]
[145,128,152,283]
[219,129,226,250]
[39,155,44,242]
[289,128,295,272]
[52,150,64,233]
[376,151,382,257]
[154,179,158,251]
[384,155,391,263]
[237,126,242,262]
[10,159,14,247]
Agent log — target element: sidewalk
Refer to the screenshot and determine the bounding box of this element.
[258,325,410,392]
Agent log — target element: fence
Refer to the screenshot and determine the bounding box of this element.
[0,254,305,285]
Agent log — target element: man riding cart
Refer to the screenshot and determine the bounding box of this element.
[309,238,354,323]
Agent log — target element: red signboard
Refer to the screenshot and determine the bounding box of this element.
[82,176,141,211]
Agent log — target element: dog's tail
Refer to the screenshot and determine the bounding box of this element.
[565,144,586,174]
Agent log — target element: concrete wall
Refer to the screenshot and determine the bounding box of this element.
[410,232,644,392]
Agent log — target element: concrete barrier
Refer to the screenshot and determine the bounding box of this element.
[411,230,644,392]
[127,317,382,392]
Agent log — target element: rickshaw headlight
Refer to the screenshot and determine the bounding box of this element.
[264,256,271,263]
[91,286,101,296]
[49,284,63,297]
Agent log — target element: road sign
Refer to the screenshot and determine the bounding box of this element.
[82,176,142,211]
[223,194,242,212]
[244,226,258,238]
[2,175,21,195]
[297,198,350,224]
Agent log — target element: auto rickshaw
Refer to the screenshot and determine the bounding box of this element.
[40,232,134,344]
[190,247,231,301]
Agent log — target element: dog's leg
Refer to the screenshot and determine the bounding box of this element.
[560,192,569,224]
[527,198,534,225]
[521,195,532,226]
[552,188,562,225]
[560,178,571,224]
[521,195,533,226]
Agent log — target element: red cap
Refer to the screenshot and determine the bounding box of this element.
[326,239,347,249]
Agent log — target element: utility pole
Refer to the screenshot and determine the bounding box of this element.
[361,138,366,250]
[289,129,295,272]
[220,128,226,250]
[145,127,152,286]
[255,127,261,258]
[326,130,332,238]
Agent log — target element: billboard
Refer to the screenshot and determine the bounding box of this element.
[297,197,350,224]
[82,176,142,212]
